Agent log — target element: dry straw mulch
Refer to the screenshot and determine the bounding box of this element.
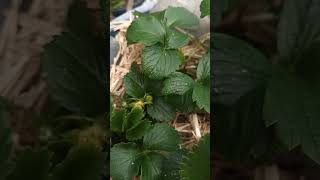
[0,0,75,147]
[0,0,74,110]
[110,15,210,149]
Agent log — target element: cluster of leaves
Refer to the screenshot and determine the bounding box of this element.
[213,0,320,165]
[0,1,211,180]
[0,1,109,180]
[110,95,210,180]
[110,2,211,180]
[125,5,210,115]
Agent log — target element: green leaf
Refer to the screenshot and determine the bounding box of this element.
[197,53,210,82]
[140,152,164,180]
[151,10,166,21]
[50,144,105,180]
[162,72,194,95]
[142,45,183,79]
[111,105,146,135]
[124,106,144,131]
[181,135,210,180]
[164,6,199,28]
[165,89,196,113]
[277,0,320,59]
[7,149,50,180]
[193,82,210,112]
[143,123,180,152]
[42,32,107,116]
[147,97,176,121]
[144,78,164,96]
[126,16,165,46]
[213,88,272,161]
[263,65,320,163]
[110,143,141,180]
[124,63,146,98]
[111,125,181,179]
[160,149,187,180]
[212,33,271,106]
[166,30,189,49]
[0,101,12,180]
[111,108,126,132]
[200,0,210,18]
[126,120,152,141]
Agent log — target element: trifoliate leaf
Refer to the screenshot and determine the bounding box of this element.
[165,89,196,113]
[124,63,146,98]
[126,120,152,141]
[162,72,194,95]
[50,144,105,180]
[111,125,181,179]
[126,15,165,46]
[111,108,126,132]
[181,135,210,180]
[166,30,189,49]
[147,97,176,121]
[263,65,320,164]
[200,0,210,18]
[197,53,210,82]
[164,6,199,28]
[142,45,183,79]
[143,123,180,152]
[124,106,144,131]
[212,33,271,106]
[110,143,141,180]
[0,101,12,180]
[193,82,210,112]
[140,152,164,180]
[42,32,107,116]
[7,149,50,180]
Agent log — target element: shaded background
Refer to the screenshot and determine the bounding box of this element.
[212,0,320,180]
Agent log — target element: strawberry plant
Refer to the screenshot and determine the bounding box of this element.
[110,3,211,180]
[213,0,320,166]
[0,1,211,180]
[0,1,109,180]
